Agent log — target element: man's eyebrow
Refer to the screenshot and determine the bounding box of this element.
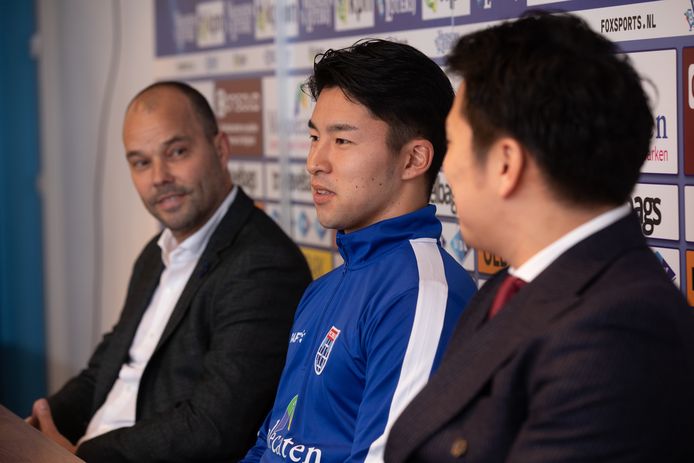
[307,119,359,132]
[162,135,191,147]
[125,135,191,159]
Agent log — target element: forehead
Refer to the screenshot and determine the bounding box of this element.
[124,89,201,139]
[311,87,382,127]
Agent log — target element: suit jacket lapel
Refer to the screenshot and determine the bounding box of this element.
[94,246,164,406]
[390,213,648,461]
[154,187,255,353]
[120,257,164,349]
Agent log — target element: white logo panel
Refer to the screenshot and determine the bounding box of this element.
[265,162,312,203]
[630,183,679,240]
[228,160,264,200]
[629,50,677,174]
[195,1,225,47]
[255,0,299,40]
[262,75,314,159]
[421,0,470,21]
[651,246,680,289]
[292,203,333,247]
[334,0,375,31]
[430,171,457,219]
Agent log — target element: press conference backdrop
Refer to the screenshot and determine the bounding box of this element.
[151,0,694,304]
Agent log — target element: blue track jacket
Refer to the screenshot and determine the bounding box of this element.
[241,205,476,463]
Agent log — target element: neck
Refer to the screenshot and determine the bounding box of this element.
[499,201,615,269]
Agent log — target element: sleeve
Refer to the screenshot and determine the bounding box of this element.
[75,229,312,462]
[47,239,160,446]
[506,295,693,462]
[348,285,446,463]
[47,329,114,444]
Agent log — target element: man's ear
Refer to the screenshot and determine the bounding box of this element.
[213,131,232,165]
[488,137,525,198]
[401,139,434,181]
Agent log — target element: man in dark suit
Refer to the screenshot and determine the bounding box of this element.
[27,81,312,462]
[385,12,694,463]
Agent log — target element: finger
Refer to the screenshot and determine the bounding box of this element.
[33,398,57,433]
[25,414,38,427]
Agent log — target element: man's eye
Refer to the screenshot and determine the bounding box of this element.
[309,134,319,142]
[131,159,149,169]
[335,138,350,145]
[171,147,187,157]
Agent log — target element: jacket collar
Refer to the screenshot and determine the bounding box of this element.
[335,205,441,269]
[387,212,650,462]
[153,186,256,354]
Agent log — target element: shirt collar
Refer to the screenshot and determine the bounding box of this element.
[510,203,631,283]
[158,185,238,266]
[335,205,441,269]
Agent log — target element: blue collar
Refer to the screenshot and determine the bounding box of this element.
[335,205,442,269]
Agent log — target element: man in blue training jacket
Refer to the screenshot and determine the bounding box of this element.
[241,39,477,463]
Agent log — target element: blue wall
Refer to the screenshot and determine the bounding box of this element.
[0,1,47,415]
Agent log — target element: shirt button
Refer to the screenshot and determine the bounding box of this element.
[450,437,468,458]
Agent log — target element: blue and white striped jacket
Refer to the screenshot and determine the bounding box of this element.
[241,205,476,463]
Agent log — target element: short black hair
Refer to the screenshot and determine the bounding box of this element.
[447,11,653,206]
[305,39,454,195]
[130,81,219,140]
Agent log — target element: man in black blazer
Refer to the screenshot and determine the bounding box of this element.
[385,12,694,462]
[27,82,312,462]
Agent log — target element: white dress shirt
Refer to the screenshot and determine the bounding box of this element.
[80,186,238,442]
[510,203,631,283]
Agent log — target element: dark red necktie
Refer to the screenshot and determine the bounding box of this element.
[488,275,526,319]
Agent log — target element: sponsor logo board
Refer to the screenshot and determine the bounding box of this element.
[262,75,314,159]
[255,0,299,39]
[421,0,470,21]
[263,202,285,228]
[441,220,474,271]
[651,246,680,288]
[214,78,263,157]
[292,203,334,248]
[379,0,417,22]
[477,250,507,275]
[301,246,334,279]
[334,0,375,31]
[629,50,677,174]
[195,1,225,48]
[430,171,457,219]
[300,0,333,34]
[228,160,264,199]
[265,162,312,203]
[630,183,679,240]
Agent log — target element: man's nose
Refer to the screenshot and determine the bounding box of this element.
[151,159,173,185]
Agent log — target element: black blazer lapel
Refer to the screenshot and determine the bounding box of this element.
[93,246,164,407]
[154,187,256,354]
[391,283,581,461]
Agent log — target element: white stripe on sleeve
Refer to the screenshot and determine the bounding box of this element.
[364,237,449,463]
